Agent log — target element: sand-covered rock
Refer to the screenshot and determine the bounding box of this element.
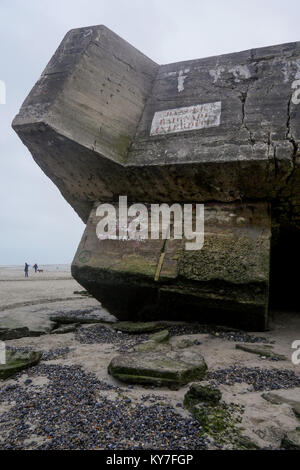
[0,311,56,340]
[236,343,287,360]
[281,429,300,449]
[262,389,300,417]
[50,308,116,325]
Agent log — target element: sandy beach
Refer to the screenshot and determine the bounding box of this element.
[0,265,299,450]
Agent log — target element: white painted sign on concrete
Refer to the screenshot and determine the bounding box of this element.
[150,101,221,136]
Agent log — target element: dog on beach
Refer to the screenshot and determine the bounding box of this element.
[37,269,44,273]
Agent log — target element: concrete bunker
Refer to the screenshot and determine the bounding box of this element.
[12,26,300,330]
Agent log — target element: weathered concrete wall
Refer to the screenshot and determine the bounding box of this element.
[12,25,300,329]
[13,27,300,221]
[12,26,159,221]
[72,202,271,330]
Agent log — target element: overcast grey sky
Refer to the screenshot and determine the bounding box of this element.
[1,0,300,265]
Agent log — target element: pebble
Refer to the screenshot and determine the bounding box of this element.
[0,364,208,450]
[167,324,269,343]
[6,346,72,361]
[207,366,300,391]
[75,325,149,352]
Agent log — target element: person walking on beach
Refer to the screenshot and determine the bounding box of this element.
[33,263,38,273]
[24,263,29,278]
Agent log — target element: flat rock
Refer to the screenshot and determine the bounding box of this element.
[50,323,78,334]
[50,308,116,324]
[0,351,42,380]
[133,334,198,353]
[73,290,93,297]
[281,429,300,449]
[0,311,56,340]
[172,338,195,350]
[235,343,287,360]
[108,348,207,388]
[112,321,165,334]
[184,383,222,406]
[262,389,300,417]
[133,341,170,353]
[0,298,110,340]
[149,329,170,342]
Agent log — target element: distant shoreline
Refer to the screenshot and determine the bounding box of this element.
[0,264,71,269]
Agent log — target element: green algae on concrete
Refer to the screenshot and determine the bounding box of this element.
[183,382,258,448]
[108,349,207,388]
[149,329,170,342]
[184,383,222,406]
[112,321,165,334]
[0,351,42,380]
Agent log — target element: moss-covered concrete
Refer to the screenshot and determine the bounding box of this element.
[149,329,170,342]
[108,349,207,388]
[183,382,259,448]
[184,383,222,406]
[0,351,42,380]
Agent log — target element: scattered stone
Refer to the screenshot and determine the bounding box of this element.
[172,338,195,350]
[108,349,207,388]
[183,384,257,448]
[234,436,260,450]
[6,346,71,362]
[0,311,56,340]
[184,383,222,406]
[166,323,269,343]
[0,351,42,380]
[111,321,269,344]
[183,383,244,445]
[50,308,116,324]
[133,341,169,353]
[207,366,300,392]
[75,325,148,352]
[41,348,72,361]
[73,290,92,297]
[149,330,170,343]
[0,364,208,450]
[281,429,300,450]
[50,324,78,334]
[112,322,165,334]
[262,389,300,417]
[235,343,287,360]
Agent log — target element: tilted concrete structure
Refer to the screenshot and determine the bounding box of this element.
[13,26,300,330]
